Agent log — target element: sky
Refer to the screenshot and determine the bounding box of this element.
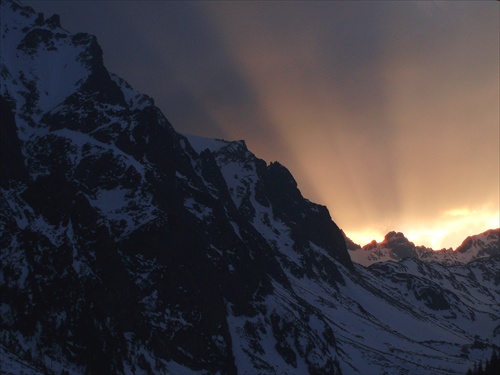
[24,1,499,249]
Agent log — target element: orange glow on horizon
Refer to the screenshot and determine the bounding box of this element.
[20,2,498,253]
[345,205,499,250]
[346,230,386,247]
[198,2,499,252]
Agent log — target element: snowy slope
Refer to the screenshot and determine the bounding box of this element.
[1,1,498,374]
[183,135,499,374]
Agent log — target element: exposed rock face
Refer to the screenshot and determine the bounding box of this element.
[456,229,500,256]
[1,1,498,374]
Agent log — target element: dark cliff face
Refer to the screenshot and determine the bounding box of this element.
[380,231,419,259]
[265,162,352,271]
[0,96,29,186]
[0,1,348,373]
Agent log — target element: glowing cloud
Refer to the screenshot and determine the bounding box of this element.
[348,205,499,250]
[201,1,499,249]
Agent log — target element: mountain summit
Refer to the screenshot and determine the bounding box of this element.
[1,1,498,374]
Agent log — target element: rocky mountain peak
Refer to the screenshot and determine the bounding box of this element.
[44,14,61,29]
[361,231,414,252]
[382,231,413,246]
[455,228,499,255]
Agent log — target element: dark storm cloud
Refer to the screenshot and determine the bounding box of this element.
[110,1,263,138]
[307,2,390,116]
[110,1,291,162]
[25,1,274,141]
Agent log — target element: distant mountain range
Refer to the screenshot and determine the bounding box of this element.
[348,229,500,267]
[1,1,498,374]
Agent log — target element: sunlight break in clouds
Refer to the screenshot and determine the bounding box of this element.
[202,1,499,249]
[348,204,499,250]
[26,1,499,250]
[400,204,499,249]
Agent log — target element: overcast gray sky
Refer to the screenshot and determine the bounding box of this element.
[24,0,499,248]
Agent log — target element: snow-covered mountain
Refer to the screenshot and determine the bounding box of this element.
[348,229,500,267]
[1,1,498,374]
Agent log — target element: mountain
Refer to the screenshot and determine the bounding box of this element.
[348,229,500,267]
[1,1,498,374]
[455,229,500,257]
